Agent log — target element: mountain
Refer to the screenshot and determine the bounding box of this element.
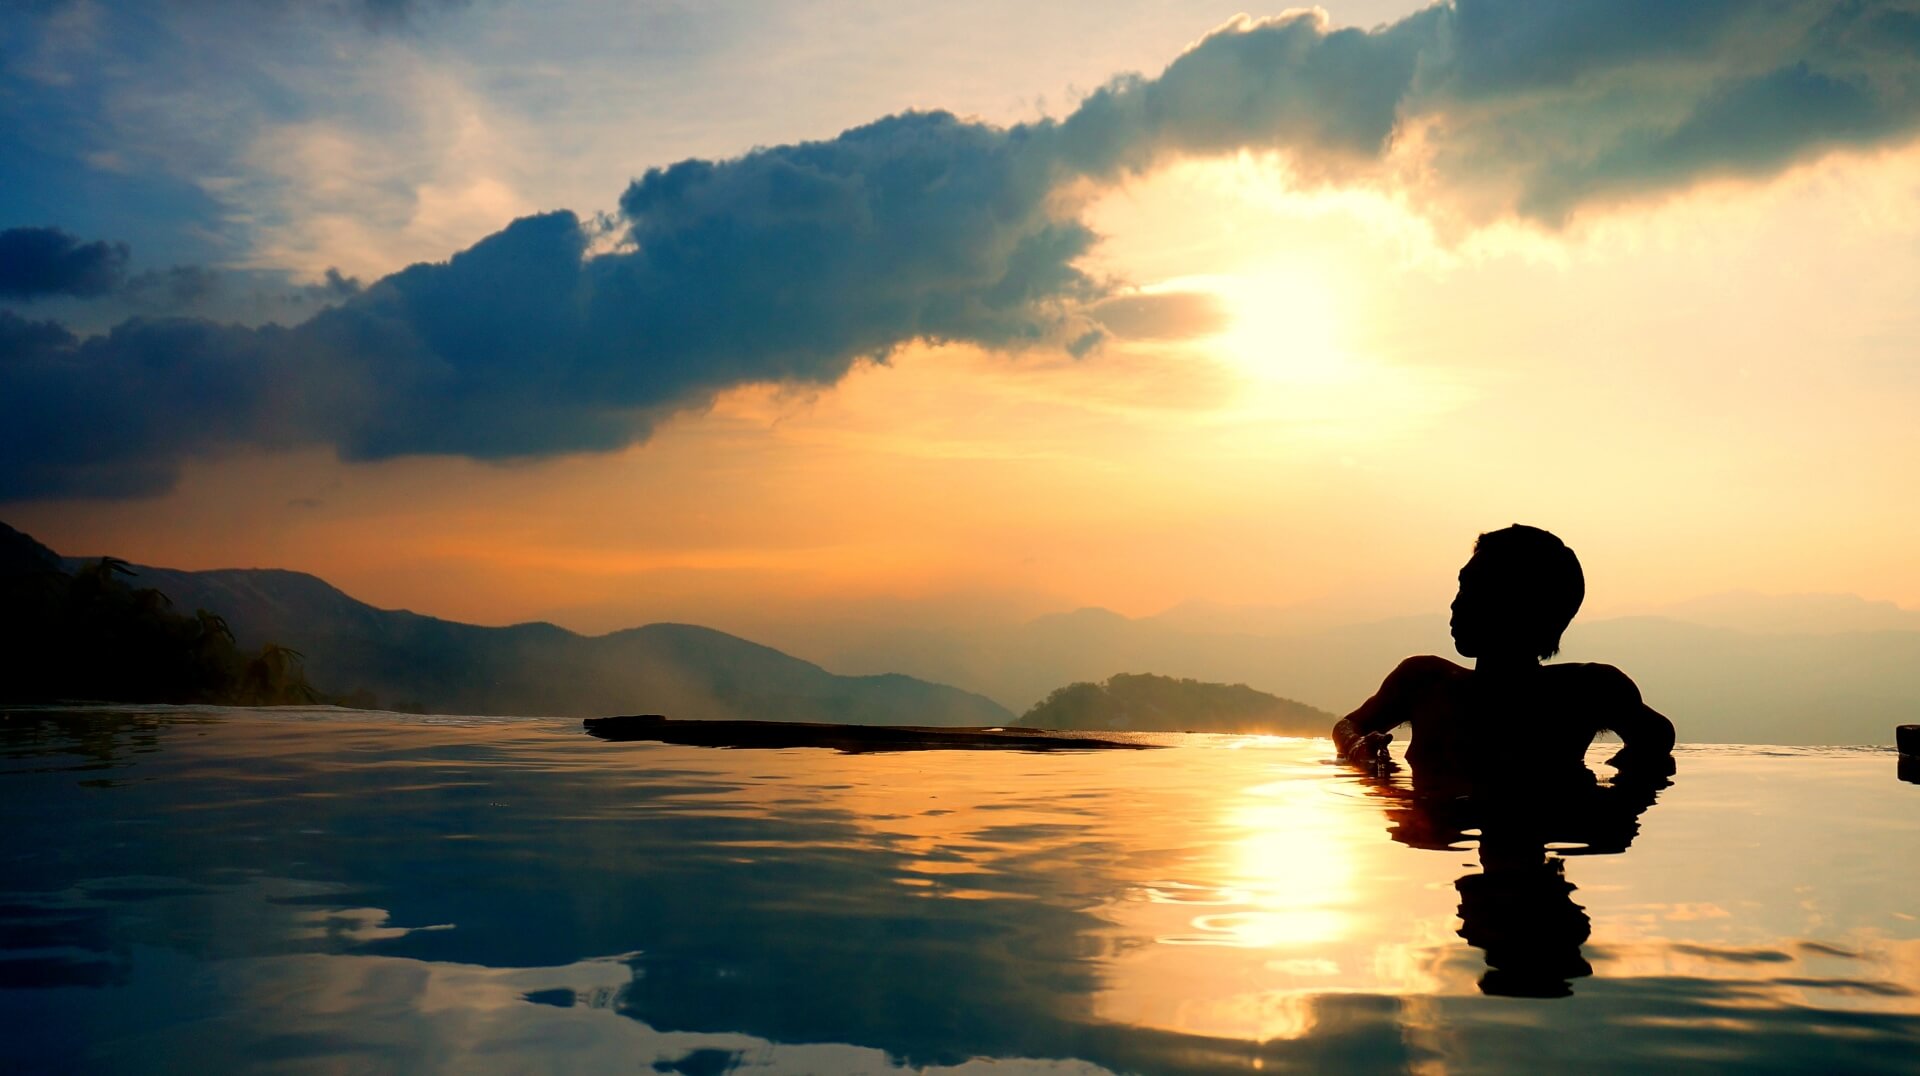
[1018,673,1334,735]
[40,553,1013,725]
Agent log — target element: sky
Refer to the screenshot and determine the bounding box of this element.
[5,0,1920,638]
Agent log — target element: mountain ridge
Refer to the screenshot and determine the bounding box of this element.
[44,552,1014,726]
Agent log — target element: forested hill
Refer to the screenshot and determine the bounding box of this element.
[1018,672,1333,736]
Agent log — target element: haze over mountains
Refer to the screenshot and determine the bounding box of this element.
[751,598,1920,748]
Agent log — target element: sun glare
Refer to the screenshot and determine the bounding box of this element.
[1158,267,1472,445]
[1201,267,1351,387]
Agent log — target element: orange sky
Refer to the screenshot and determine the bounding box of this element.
[15,143,1920,635]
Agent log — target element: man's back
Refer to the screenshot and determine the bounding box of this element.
[1363,657,1650,773]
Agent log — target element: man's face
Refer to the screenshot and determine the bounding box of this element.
[1450,554,1522,659]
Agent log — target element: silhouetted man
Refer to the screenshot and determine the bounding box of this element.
[1332,524,1675,782]
[1332,525,1676,996]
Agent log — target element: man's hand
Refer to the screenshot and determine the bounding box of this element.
[1346,730,1397,775]
[1606,745,1676,785]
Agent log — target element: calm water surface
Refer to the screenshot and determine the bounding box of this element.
[2,708,1916,1074]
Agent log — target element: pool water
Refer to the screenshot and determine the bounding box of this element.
[3,708,1916,1074]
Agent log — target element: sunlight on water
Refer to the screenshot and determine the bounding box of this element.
[2,709,1917,1073]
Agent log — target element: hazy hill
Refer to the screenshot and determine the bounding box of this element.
[754,610,1440,727]
[1018,673,1334,735]
[45,555,1014,725]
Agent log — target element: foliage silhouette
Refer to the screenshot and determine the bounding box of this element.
[1,522,321,705]
[1019,671,1332,734]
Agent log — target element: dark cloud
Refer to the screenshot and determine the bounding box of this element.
[8,2,1920,499]
[1520,61,1909,217]
[1054,10,1442,180]
[0,311,292,499]
[1,115,1099,497]
[1428,0,1920,219]
[0,227,130,300]
[317,267,363,298]
[0,222,361,327]
[1054,2,1920,217]
[602,112,1094,397]
[123,265,223,308]
[1438,0,1751,97]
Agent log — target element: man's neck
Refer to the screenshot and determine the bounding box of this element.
[1474,654,1541,678]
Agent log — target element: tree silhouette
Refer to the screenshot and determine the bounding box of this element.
[1,526,329,706]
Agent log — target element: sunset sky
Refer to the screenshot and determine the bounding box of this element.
[5,0,1920,638]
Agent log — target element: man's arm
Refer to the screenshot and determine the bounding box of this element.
[1333,656,1436,767]
[1596,667,1676,777]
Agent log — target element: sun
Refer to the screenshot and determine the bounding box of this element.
[1137,263,1473,445]
[1201,264,1353,387]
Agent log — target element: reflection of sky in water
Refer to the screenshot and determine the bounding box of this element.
[2,711,1917,1073]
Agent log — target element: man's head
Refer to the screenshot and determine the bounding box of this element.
[1449,525,1585,662]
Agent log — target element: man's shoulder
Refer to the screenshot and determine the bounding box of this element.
[1387,654,1468,685]
[1549,661,1644,701]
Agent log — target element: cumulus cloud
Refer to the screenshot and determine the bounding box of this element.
[8,1,1920,499]
[1056,1,1920,218]
[0,114,1098,496]
[1053,9,1442,180]
[1429,1,1920,218]
[0,227,130,299]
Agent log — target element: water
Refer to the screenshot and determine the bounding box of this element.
[3,708,1916,1074]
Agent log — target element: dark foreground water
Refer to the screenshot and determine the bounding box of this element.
[2,708,1916,1074]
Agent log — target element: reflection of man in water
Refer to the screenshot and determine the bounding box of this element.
[1361,759,1669,997]
[1331,525,1676,997]
[1331,524,1675,780]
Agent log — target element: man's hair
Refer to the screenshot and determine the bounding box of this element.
[1472,524,1585,659]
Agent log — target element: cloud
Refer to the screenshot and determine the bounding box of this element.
[0,223,364,331]
[1053,9,1442,181]
[1418,0,1920,219]
[1055,2,1920,219]
[8,1,1920,499]
[0,227,130,299]
[1089,292,1230,341]
[0,113,1099,497]
[122,265,223,307]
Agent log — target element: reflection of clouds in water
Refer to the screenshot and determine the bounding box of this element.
[108,946,1121,1074]
[10,872,1115,1074]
